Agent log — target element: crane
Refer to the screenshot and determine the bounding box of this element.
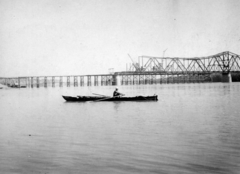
[128,54,142,71]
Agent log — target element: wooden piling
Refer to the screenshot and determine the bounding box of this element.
[74,76,78,87]
[60,76,63,87]
[44,77,47,87]
[80,76,84,86]
[87,76,91,86]
[52,77,55,87]
[37,77,40,88]
[67,76,70,87]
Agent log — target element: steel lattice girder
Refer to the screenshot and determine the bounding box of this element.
[134,51,240,73]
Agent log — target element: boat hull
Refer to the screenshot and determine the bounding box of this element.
[62,95,158,102]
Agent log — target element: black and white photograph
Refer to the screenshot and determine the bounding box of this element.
[0,0,240,173]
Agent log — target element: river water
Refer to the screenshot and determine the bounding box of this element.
[0,83,240,174]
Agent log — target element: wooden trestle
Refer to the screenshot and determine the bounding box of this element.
[1,51,240,88]
[0,72,211,88]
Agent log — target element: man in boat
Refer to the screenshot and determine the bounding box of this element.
[113,88,124,97]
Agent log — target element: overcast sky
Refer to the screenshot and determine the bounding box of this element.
[0,0,240,77]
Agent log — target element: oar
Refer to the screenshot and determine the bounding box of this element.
[92,93,111,97]
[94,93,126,102]
[119,93,125,96]
[93,96,115,102]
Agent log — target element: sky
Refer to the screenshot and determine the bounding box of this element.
[0,0,240,77]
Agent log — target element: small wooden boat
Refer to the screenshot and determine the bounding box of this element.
[62,95,158,102]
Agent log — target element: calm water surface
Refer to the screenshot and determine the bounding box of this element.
[0,83,240,174]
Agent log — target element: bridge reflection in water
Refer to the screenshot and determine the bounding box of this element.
[1,51,240,88]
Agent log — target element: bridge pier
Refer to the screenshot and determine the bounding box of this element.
[152,74,156,84]
[52,77,55,87]
[123,75,127,85]
[30,77,33,88]
[101,76,105,86]
[37,77,40,88]
[94,76,98,86]
[159,75,162,84]
[44,77,48,87]
[145,75,149,84]
[67,76,70,87]
[60,77,63,87]
[127,75,131,85]
[27,77,29,87]
[182,75,185,83]
[170,75,174,83]
[112,74,117,86]
[18,77,20,88]
[133,75,138,85]
[106,76,112,86]
[222,72,232,83]
[74,76,78,87]
[87,76,91,86]
[80,76,84,86]
[195,75,198,83]
[193,75,196,83]
[167,75,170,84]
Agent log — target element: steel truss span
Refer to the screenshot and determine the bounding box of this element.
[127,51,240,73]
[1,51,240,88]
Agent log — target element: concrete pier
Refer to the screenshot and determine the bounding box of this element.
[222,72,232,83]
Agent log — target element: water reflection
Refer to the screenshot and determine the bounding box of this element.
[113,102,121,112]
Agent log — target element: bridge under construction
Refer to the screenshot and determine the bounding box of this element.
[1,51,240,88]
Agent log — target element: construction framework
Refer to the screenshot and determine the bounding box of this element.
[1,51,240,88]
[127,51,240,73]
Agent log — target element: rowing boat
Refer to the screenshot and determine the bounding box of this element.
[62,95,158,102]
